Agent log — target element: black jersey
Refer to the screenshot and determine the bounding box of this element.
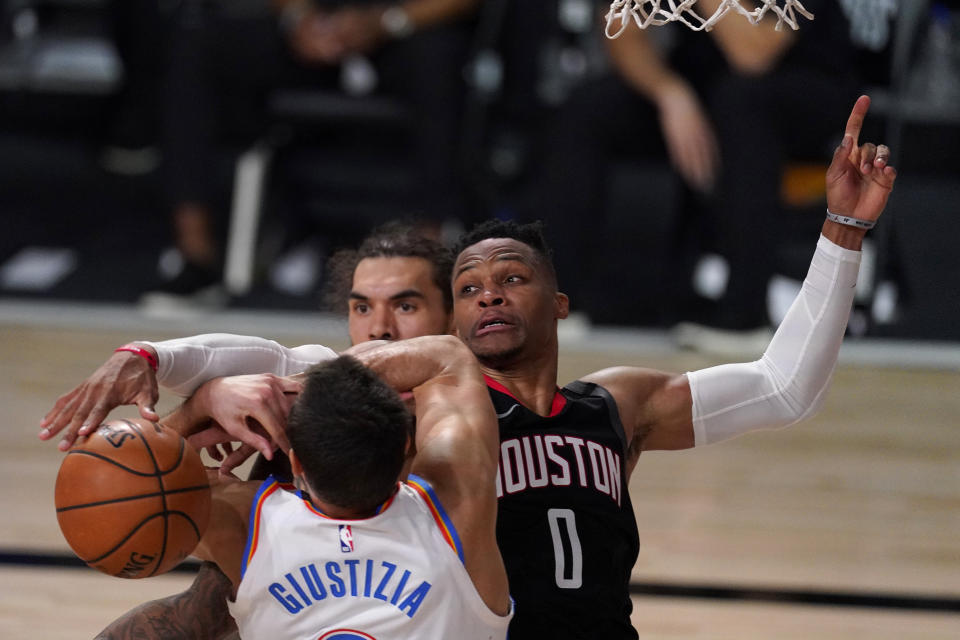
[488,377,640,639]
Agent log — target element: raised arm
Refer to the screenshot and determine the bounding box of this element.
[40,334,334,450]
[696,0,797,75]
[587,95,896,465]
[347,336,510,615]
[605,23,719,193]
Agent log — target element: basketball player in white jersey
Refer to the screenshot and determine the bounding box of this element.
[158,335,511,639]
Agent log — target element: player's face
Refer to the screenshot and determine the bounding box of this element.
[348,257,452,345]
[452,238,568,367]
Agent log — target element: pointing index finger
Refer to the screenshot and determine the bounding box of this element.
[844,95,871,148]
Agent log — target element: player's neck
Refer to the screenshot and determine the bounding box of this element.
[482,357,560,417]
[305,492,379,520]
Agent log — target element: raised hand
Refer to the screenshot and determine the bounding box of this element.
[825,95,898,223]
[40,350,159,451]
[656,79,719,193]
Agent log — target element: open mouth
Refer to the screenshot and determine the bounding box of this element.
[476,316,513,336]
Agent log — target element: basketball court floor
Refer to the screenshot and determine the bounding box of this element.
[2,299,958,638]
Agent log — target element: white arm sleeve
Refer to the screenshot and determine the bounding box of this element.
[139,333,338,397]
[687,235,861,446]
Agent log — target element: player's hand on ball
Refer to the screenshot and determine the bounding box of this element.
[40,349,159,451]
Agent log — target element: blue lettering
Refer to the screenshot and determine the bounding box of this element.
[398,581,432,618]
[363,559,374,597]
[391,569,411,605]
[285,572,311,606]
[268,582,303,614]
[326,562,345,597]
[268,559,433,619]
[374,562,396,602]
[301,564,326,600]
[344,559,360,597]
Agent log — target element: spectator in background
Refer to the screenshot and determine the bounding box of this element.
[143,0,479,304]
[533,0,858,351]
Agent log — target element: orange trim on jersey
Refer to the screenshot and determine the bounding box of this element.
[242,480,283,574]
[406,475,463,562]
[483,374,568,417]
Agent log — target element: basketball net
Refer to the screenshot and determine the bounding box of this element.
[605,0,814,37]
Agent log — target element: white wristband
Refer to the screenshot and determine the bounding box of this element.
[826,208,875,230]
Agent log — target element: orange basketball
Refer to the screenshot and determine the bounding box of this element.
[54,419,211,578]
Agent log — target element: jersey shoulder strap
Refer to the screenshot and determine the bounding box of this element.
[562,380,629,454]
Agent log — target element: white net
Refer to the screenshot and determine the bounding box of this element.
[605,0,815,37]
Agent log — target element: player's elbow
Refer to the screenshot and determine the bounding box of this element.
[762,359,831,428]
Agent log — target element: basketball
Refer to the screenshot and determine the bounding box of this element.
[54,419,211,578]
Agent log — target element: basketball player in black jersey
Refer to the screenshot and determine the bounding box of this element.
[448,95,895,638]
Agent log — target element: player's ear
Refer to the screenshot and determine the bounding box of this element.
[289,448,304,478]
[554,292,569,320]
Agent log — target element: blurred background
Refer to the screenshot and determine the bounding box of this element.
[1,2,959,637]
[0,0,957,341]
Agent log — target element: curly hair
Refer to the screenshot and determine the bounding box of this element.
[323,222,454,313]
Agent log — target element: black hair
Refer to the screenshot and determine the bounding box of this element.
[453,219,557,287]
[287,356,413,512]
[323,221,454,313]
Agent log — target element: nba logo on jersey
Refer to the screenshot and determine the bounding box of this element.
[339,525,354,552]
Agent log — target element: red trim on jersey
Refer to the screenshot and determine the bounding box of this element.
[483,374,567,417]
[406,479,460,558]
[318,630,376,640]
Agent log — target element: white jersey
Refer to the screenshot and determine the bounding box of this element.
[228,475,512,640]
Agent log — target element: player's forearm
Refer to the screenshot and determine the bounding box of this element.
[94,563,237,640]
[821,218,868,251]
[159,393,211,439]
[348,335,472,394]
[698,0,795,74]
[687,235,860,445]
[139,334,336,397]
[605,25,685,104]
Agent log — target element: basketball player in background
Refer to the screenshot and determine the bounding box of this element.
[40,224,454,639]
[130,336,512,639]
[47,97,894,638]
[40,223,454,455]
[540,0,857,344]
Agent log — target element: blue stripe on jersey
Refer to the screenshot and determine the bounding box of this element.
[407,473,464,563]
[240,476,282,580]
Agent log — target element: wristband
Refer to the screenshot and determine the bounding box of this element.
[115,344,158,371]
[826,208,875,230]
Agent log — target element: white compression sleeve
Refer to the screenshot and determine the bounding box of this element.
[687,235,862,446]
[140,333,338,397]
